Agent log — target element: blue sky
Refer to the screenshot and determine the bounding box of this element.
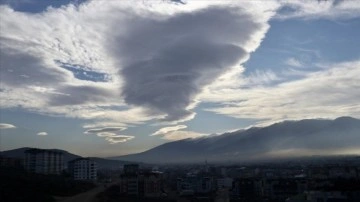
[0,0,359,157]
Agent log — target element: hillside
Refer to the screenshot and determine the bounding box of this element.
[0,147,129,169]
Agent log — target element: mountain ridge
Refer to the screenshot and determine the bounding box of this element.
[110,117,360,163]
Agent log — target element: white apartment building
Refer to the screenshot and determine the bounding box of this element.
[68,158,97,181]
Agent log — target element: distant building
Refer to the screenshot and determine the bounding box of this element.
[24,148,64,175]
[120,164,140,196]
[177,175,215,194]
[120,164,163,197]
[197,177,214,193]
[68,158,97,181]
[231,178,260,201]
[143,171,163,197]
[217,177,233,189]
[261,178,307,201]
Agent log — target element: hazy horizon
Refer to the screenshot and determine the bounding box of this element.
[2,116,359,160]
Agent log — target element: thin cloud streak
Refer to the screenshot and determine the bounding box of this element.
[84,127,126,134]
[0,123,16,129]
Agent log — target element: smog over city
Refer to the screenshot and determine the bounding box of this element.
[0,0,360,202]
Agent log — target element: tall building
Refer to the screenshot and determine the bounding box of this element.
[0,156,23,168]
[143,171,163,198]
[68,158,97,181]
[24,148,64,175]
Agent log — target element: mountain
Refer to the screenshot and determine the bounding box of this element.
[0,147,81,162]
[0,147,129,169]
[111,117,360,163]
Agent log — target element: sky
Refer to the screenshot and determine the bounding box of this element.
[0,0,359,157]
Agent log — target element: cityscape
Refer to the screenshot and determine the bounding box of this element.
[1,147,360,201]
[1,0,360,201]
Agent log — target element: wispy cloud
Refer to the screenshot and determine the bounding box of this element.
[84,127,126,134]
[285,57,303,67]
[246,69,281,86]
[0,123,16,129]
[276,0,360,20]
[202,60,360,125]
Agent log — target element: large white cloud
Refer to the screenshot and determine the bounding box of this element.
[109,4,276,123]
[0,1,277,131]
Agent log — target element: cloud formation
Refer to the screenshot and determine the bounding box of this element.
[37,132,48,136]
[114,6,273,122]
[276,0,360,19]
[106,135,135,144]
[202,60,360,125]
[151,125,187,136]
[0,1,274,128]
[0,123,16,129]
[151,125,205,140]
[157,130,205,141]
[0,0,359,146]
[84,127,134,144]
[84,126,126,134]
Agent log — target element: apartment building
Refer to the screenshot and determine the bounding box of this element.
[68,158,97,181]
[24,148,64,175]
